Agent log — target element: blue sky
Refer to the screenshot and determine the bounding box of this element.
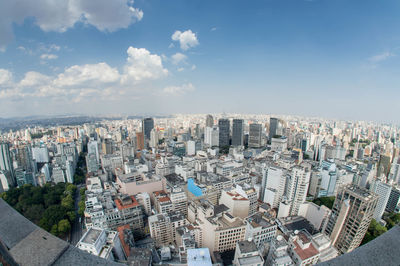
[0,0,399,123]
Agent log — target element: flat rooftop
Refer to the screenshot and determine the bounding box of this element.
[247,213,274,228]
[237,240,258,254]
[81,227,102,245]
[281,216,319,235]
[187,248,212,266]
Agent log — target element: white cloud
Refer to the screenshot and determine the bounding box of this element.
[177,67,184,72]
[0,0,143,50]
[171,52,187,65]
[171,30,199,51]
[210,27,217,31]
[163,83,195,96]
[55,62,120,87]
[191,65,196,70]
[40,53,58,60]
[0,45,170,103]
[121,46,168,83]
[19,71,51,87]
[0,68,12,85]
[368,52,395,62]
[0,45,196,112]
[49,44,61,51]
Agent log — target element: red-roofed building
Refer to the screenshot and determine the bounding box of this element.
[153,190,174,214]
[107,195,144,232]
[114,196,139,210]
[219,189,250,219]
[289,230,320,265]
[117,225,133,258]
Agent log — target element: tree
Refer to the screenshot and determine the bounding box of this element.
[24,204,45,223]
[80,188,86,197]
[384,213,400,229]
[57,219,71,235]
[67,211,76,223]
[362,219,387,245]
[312,196,335,209]
[2,182,75,236]
[78,201,85,216]
[40,205,68,231]
[44,191,59,207]
[65,183,77,194]
[50,224,58,236]
[61,195,74,210]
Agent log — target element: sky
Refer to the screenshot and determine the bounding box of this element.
[0,0,399,123]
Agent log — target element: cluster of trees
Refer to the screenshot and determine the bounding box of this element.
[30,130,54,139]
[219,146,230,154]
[312,196,335,209]
[78,187,86,217]
[0,183,77,238]
[362,219,388,245]
[350,138,371,148]
[362,213,400,245]
[384,212,400,229]
[74,152,87,184]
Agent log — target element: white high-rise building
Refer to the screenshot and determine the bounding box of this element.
[204,126,219,147]
[32,147,49,163]
[87,140,99,163]
[186,140,196,156]
[285,165,311,216]
[371,180,392,221]
[262,166,286,208]
[150,128,159,148]
[319,160,337,197]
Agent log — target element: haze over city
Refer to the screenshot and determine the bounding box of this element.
[0,0,399,123]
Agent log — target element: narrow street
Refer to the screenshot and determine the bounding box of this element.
[70,184,84,245]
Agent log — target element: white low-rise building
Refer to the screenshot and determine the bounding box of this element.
[77,227,125,261]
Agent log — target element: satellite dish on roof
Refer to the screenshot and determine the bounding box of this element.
[199,250,205,256]
[248,238,253,242]
[277,235,283,241]
[294,230,299,235]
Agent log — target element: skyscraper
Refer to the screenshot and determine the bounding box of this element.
[136,132,145,150]
[248,123,262,148]
[206,115,214,128]
[0,142,14,180]
[324,185,378,254]
[371,180,391,221]
[232,119,244,146]
[87,140,99,163]
[218,118,230,147]
[204,126,219,147]
[269,117,279,139]
[285,165,311,216]
[142,118,154,140]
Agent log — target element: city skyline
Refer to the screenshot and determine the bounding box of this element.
[0,111,399,265]
[0,0,400,121]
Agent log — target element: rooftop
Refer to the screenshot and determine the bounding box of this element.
[292,233,319,261]
[238,255,264,265]
[281,216,319,235]
[187,248,212,266]
[237,240,258,254]
[114,195,139,210]
[81,227,102,245]
[246,212,275,228]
